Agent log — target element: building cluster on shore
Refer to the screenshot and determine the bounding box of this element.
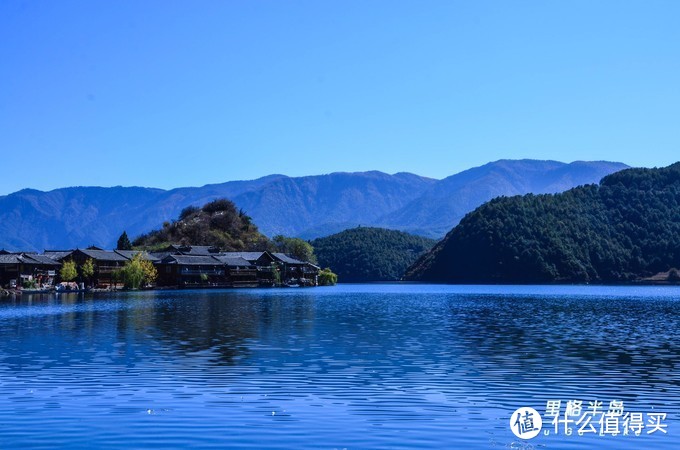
[0,245,321,291]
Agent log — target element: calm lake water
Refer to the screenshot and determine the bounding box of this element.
[0,284,678,449]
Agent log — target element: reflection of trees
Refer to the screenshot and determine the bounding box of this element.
[0,291,317,375]
[143,291,316,366]
[149,292,259,364]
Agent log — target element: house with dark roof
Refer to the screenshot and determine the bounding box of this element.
[23,254,61,287]
[271,253,320,286]
[42,249,159,288]
[114,250,161,262]
[43,250,75,261]
[0,254,26,287]
[221,251,271,264]
[156,254,227,287]
[153,248,281,287]
[213,256,258,287]
[0,243,322,289]
[219,251,280,286]
[0,253,61,288]
[155,254,261,288]
[66,249,128,288]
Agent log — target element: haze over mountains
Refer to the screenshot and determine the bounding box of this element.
[0,160,628,251]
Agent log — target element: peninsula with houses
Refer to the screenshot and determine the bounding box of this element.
[0,245,322,292]
[0,198,335,293]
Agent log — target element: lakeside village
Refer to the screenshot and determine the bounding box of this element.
[0,244,328,295]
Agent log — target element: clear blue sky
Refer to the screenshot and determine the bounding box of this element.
[1,1,678,194]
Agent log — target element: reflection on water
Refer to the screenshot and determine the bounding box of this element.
[0,285,678,448]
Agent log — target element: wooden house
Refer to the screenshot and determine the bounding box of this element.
[220,251,280,286]
[271,253,320,286]
[214,256,258,287]
[155,255,227,287]
[66,249,128,288]
[0,253,61,288]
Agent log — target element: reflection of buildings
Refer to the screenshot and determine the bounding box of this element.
[1,287,317,369]
[147,290,317,365]
[0,245,320,289]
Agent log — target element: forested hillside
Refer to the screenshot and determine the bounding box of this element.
[313,227,436,282]
[406,163,680,283]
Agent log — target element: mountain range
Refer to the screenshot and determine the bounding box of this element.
[0,160,628,251]
[405,162,680,283]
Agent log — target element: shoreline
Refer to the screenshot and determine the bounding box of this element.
[4,280,680,298]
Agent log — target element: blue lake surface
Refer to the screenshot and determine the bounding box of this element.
[0,284,679,449]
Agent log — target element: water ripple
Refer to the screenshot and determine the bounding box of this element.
[0,285,678,448]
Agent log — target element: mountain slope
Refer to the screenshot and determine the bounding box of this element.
[312,227,437,282]
[405,163,680,283]
[0,186,165,251]
[232,171,436,238]
[0,176,282,251]
[378,160,629,237]
[0,160,627,251]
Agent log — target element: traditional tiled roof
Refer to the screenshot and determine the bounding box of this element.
[0,254,62,266]
[220,252,267,262]
[76,249,128,262]
[180,246,221,256]
[22,254,61,266]
[114,250,161,262]
[160,255,223,266]
[149,251,174,261]
[214,256,254,267]
[271,253,306,264]
[0,254,22,264]
[43,250,75,261]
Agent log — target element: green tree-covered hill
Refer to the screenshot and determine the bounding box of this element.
[406,163,680,283]
[132,199,270,251]
[312,227,437,282]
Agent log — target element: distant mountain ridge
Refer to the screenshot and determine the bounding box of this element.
[0,160,628,251]
[379,160,630,237]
